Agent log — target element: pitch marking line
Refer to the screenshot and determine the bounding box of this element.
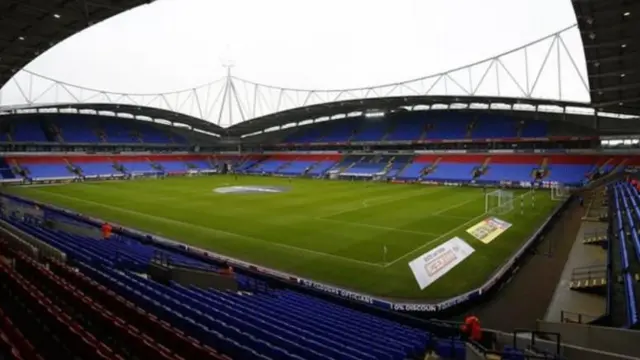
[29,189,384,268]
[383,191,534,268]
[314,193,484,237]
[313,217,441,237]
[382,212,487,268]
[320,187,450,218]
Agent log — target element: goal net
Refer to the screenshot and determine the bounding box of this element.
[551,184,570,201]
[485,190,514,215]
[130,171,162,180]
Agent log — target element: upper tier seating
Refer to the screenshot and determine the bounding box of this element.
[321,121,358,142]
[12,120,48,142]
[424,117,468,140]
[385,116,426,141]
[350,119,388,142]
[52,117,100,143]
[472,116,517,138]
[1,115,188,144]
[520,120,547,137]
[281,113,554,144]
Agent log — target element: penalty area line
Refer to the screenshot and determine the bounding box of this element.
[27,189,384,268]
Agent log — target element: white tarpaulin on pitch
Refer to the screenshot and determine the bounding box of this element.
[408,237,475,290]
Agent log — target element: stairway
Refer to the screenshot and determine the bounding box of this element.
[420,157,442,178]
[516,120,525,138]
[394,162,412,178]
[614,158,628,173]
[276,158,296,173]
[431,156,442,169]
[96,129,107,143]
[465,119,477,138]
[540,156,549,170]
[133,131,143,143]
[63,159,82,176]
[380,123,395,142]
[42,122,63,142]
[531,157,549,180]
[382,157,396,173]
[10,159,28,178]
[598,158,614,173]
[111,159,126,174]
[418,124,431,141]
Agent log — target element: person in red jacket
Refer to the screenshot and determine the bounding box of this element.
[101,222,112,240]
[461,315,483,342]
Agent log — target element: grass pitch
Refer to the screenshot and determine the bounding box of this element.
[6,176,558,299]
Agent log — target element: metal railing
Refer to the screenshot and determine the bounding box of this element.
[560,310,600,324]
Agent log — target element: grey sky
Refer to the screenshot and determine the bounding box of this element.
[0,0,590,126]
[22,0,578,93]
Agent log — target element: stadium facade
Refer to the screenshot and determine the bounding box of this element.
[0,1,639,360]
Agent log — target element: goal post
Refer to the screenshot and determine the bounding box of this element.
[129,171,162,180]
[485,189,515,215]
[551,183,570,201]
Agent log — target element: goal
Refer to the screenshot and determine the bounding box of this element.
[130,171,162,180]
[551,184,570,201]
[485,189,514,215]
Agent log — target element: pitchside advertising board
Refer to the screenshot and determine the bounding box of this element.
[466,217,513,245]
[408,237,475,290]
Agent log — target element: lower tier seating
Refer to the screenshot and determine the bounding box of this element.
[1,203,432,359]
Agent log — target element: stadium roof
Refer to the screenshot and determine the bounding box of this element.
[223,95,618,137]
[0,0,153,90]
[0,102,225,134]
[573,0,640,114]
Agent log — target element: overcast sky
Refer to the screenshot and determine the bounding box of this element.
[20,0,579,93]
[0,0,588,125]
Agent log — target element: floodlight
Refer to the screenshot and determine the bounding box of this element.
[364,111,385,118]
[53,14,61,19]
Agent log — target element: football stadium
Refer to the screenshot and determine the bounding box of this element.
[0,1,639,360]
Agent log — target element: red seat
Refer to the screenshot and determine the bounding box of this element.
[46,259,227,359]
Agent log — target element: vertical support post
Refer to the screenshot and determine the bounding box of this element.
[226,66,234,127]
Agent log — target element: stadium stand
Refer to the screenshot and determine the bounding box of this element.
[282,113,557,144]
[0,114,189,145]
[608,180,640,329]
[0,202,439,360]
[3,153,629,186]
